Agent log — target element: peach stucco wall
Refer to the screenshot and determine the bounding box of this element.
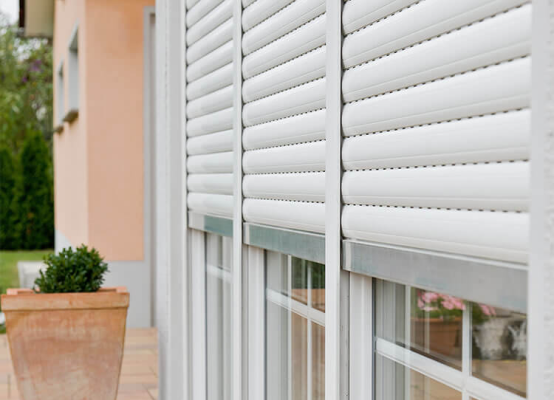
[54,0,153,261]
[53,0,89,247]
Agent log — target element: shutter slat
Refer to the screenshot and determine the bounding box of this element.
[187,152,234,174]
[342,0,528,69]
[188,174,233,195]
[342,57,531,136]
[186,19,233,65]
[243,141,325,174]
[243,14,325,79]
[243,109,326,150]
[242,0,295,32]
[187,63,233,101]
[342,110,530,170]
[243,78,325,126]
[187,107,233,137]
[244,199,325,233]
[187,130,233,156]
[187,0,224,28]
[343,5,531,103]
[243,0,325,55]
[187,0,233,46]
[243,172,325,202]
[186,41,233,81]
[243,46,325,103]
[342,0,418,35]
[342,162,529,211]
[342,206,528,263]
[188,193,234,217]
[187,85,233,119]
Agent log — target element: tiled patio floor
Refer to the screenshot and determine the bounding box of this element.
[0,328,158,400]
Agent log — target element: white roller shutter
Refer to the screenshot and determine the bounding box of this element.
[340,0,532,263]
[242,0,326,232]
[186,0,235,218]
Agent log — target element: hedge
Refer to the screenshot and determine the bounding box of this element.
[0,133,54,250]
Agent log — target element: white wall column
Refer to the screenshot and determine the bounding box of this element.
[325,1,349,399]
[529,0,554,398]
[155,0,187,398]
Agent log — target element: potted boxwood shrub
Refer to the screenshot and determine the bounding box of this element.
[1,245,129,400]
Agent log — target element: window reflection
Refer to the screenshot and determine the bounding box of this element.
[411,288,463,369]
[376,281,462,369]
[266,253,325,400]
[376,354,462,400]
[472,305,527,397]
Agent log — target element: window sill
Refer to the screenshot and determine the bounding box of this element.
[62,108,79,123]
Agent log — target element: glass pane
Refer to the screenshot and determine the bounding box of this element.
[266,301,289,400]
[291,257,308,304]
[267,251,289,296]
[312,323,325,400]
[291,313,308,400]
[410,288,463,369]
[206,234,232,400]
[376,354,462,400]
[376,281,462,369]
[472,305,527,397]
[311,262,325,312]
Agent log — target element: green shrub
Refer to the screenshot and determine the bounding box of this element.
[35,245,109,293]
[0,146,15,249]
[12,131,54,250]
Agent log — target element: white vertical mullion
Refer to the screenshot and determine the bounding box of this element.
[349,274,373,400]
[325,1,348,400]
[248,247,265,400]
[191,230,207,400]
[529,0,551,398]
[462,303,471,400]
[307,265,313,400]
[405,285,412,400]
[288,255,293,400]
[231,0,244,399]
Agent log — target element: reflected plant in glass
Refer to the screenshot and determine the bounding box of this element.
[410,288,463,368]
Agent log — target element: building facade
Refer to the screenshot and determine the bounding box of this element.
[155,0,554,400]
[51,0,155,327]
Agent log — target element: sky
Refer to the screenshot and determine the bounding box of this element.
[0,0,18,23]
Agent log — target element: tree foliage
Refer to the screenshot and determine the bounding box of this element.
[0,13,54,250]
[0,146,15,248]
[35,246,109,293]
[0,13,53,153]
[11,132,54,249]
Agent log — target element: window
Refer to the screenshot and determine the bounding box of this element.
[375,279,527,400]
[55,61,64,129]
[206,233,232,400]
[65,25,79,123]
[265,252,325,400]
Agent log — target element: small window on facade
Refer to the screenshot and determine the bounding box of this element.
[55,61,64,131]
[266,252,325,400]
[375,279,527,400]
[64,25,79,123]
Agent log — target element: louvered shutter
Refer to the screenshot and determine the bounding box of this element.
[340,0,531,263]
[242,0,326,233]
[186,0,235,217]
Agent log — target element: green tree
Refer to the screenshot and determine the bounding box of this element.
[12,132,54,249]
[0,146,16,249]
[0,13,53,154]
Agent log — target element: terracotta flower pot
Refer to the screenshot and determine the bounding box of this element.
[1,287,129,400]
